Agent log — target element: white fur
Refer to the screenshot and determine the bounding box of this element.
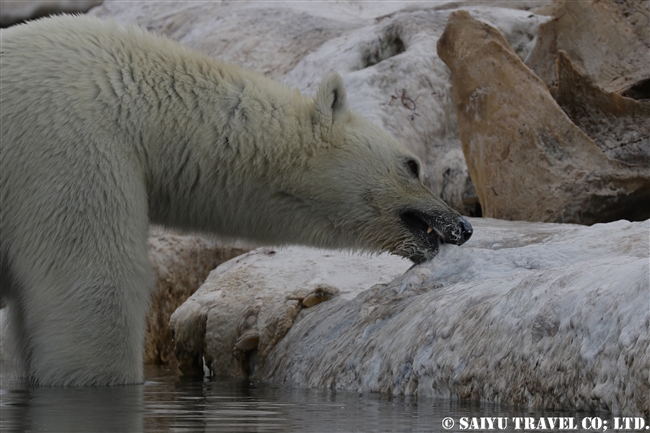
[0,15,460,386]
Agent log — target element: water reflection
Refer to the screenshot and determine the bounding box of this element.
[140,368,440,432]
[1,374,144,432]
[1,365,601,433]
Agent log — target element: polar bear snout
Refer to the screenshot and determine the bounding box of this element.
[399,210,473,263]
[400,210,472,244]
[436,215,473,247]
[455,216,473,246]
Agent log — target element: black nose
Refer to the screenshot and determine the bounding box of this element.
[457,216,473,246]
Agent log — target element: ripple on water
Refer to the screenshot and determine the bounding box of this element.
[1,364,607,433]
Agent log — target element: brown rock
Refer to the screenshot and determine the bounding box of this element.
[526,0,650,98]
[437,10,650,224]
[554,51,650,168]
[145,229,248,366]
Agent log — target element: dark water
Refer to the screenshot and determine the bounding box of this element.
[0,365,620,433]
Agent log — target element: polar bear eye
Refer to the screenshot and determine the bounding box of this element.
[406,159,419,178]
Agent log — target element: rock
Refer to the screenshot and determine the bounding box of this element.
[525,0,650,98]
[90,0,551,216]
[169,247,411,377]
[436,10,650,224]
[0,0,102,27]
[170,218,649,416]
[145,229,248,365]
[554,51,650,168]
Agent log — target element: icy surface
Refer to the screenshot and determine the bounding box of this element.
[172,219,649,416]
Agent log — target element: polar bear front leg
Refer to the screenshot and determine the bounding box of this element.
[17,262,152,386]
[12,210,153,386]
[17,228,152,387]
[4,165,153,386]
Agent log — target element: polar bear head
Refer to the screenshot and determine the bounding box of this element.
[271,72,473,264]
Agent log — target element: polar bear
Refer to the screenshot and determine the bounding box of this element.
[0,15,472,386]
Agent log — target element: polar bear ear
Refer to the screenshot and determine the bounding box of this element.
[316,72,350,123]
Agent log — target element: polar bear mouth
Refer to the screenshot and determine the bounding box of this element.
[399,210,443,263]
[400,210,439,237]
